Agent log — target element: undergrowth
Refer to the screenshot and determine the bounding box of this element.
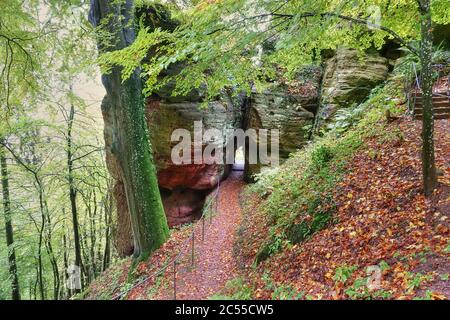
[240,80,404,265]
[209,277,253,300]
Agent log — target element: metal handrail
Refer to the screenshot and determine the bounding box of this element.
[112,177,221,300]
[410,62,420,116]
[431,62,450,98]
[447,58,450,100]
[406,61,450,116]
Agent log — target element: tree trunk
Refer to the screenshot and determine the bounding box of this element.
[418,0,438,196]
[102,186,113,271]
[43,198,60,300]
[36,212,45,299]
[67,102,84,292]
[89,0,169,260]
[62,217,70,298]
[0,143,21,300]
[89,191,97,277]
[36,181,47,300]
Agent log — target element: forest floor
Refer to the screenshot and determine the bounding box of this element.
[232,116,450,300]
[153,171,246,300]
[91,171,248,300]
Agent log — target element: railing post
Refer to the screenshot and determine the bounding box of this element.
[173,261,177,300]
[202,216,205,242]
[216,182,220,215]
[210,206,213,224]
[191,231,195,267]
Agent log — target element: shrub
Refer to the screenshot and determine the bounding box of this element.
[287,197,335,244]
[310,145,334,171]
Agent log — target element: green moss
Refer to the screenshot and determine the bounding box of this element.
[111,64,169,261]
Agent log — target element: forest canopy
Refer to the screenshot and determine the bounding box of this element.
[99,0,450,100]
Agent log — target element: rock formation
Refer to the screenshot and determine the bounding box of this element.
[318,48,389,125]
[147,97,242,227]
[243,66,322,180]
[105,95,242,255]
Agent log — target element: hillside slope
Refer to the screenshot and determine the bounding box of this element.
[230,80,449,300]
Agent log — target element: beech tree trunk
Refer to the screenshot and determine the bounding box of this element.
[89,0,169,260]
[418,0,438,196]
[0,143,21,300]
[67,102,83,292]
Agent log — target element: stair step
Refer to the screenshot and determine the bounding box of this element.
[414,108,450,115]
[415,114,450,120]
[416,99,449,105]
[414,95,449,102]
[414,91,448,98]
[415,103,450,109]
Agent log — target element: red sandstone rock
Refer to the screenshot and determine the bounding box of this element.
[158,164,221,190]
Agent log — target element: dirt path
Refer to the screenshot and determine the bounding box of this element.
[157,171,245,300]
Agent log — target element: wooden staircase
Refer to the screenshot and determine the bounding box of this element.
[413,92,450,120]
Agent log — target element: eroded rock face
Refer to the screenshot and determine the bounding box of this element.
[243,67,322,180]
[159,187,209,226]
[146,98,241,227]
[318,48,389,124]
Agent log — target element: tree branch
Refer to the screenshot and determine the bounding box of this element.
[208,10,419,56]
[322,12,419,56]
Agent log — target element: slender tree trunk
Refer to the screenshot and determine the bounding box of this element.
[80,227,90,283]
[418,0,438,196]
[67,102,84,292]
[88,191,97,277]
[4,141,47,299]
[102,225,111,271]
[44,236,59,300]
[36,182,47,300]
[62,217,70,298]
[0,143,21,300]
[102,186,113,271]
[33,264,39,300]
[89,0,169,260]
[36,210,45,299]
[43,199,60,300]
